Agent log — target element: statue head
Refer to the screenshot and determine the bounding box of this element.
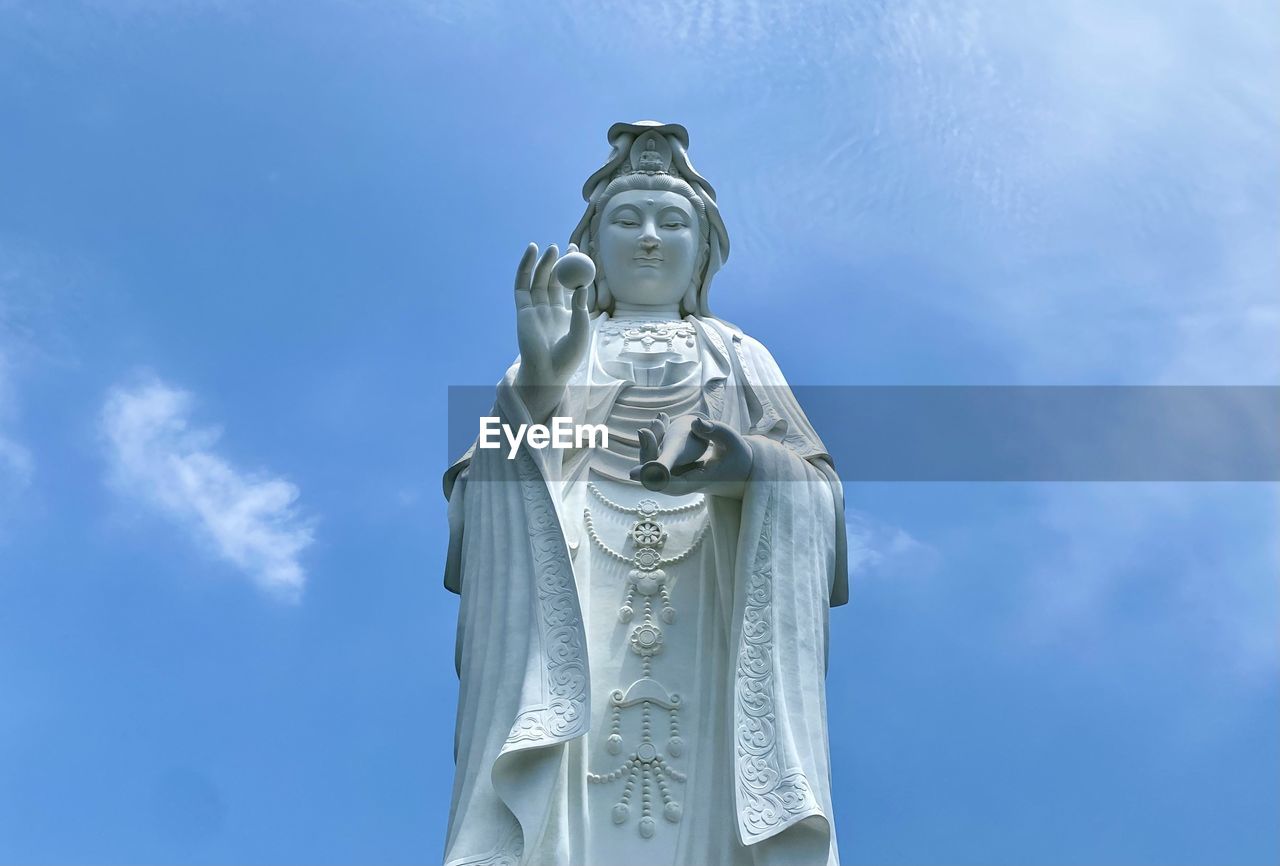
[570,122,731,318]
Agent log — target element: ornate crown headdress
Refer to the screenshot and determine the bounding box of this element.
[570,121,730,318]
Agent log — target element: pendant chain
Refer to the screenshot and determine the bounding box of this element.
[582,482,704,837]
[583,508,709,568]
[587,482,704,516]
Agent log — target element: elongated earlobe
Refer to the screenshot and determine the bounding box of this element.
[680,278,698,317]
[588,243,611,313]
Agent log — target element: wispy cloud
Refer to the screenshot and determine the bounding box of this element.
[784,1,1280,680]
[0,352,34,527]
[0,244,41,531]
[101,377,314,600]
[1018,483,1280,678]
[846,510,936,580]
[2,234,93,521]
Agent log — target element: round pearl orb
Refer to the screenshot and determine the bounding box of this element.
[551,250,596,290]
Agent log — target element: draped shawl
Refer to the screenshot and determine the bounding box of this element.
[442,316,847,865]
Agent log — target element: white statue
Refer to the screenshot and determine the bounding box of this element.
[442,121,848,866]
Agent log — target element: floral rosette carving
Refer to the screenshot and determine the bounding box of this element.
[629,623,664,657]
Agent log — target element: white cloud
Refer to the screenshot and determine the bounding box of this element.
[1018,483,1280,679]
[0,435,33,527]
[0,351,33,532]
[101,377,314,600]
[766,0,1280,681]
[0,432,32,501]
[846,510,935,580]
[894,0,1279,385]
[2,234,91,522]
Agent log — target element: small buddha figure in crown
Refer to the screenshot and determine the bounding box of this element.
[637,137,665,173]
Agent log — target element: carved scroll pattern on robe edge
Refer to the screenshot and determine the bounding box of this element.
[504,450,589,747]
[735,498,821,841]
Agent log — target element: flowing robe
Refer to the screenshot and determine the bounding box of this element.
[442,315,849,865]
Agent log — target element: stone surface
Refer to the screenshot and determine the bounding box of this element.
[441,121,848,866]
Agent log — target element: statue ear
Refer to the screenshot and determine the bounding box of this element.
[588,243,612,312]
[681,278,698,317]
[682,235,710,317]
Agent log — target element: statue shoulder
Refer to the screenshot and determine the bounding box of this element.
[737,330,779,363]
[697,317,787,381]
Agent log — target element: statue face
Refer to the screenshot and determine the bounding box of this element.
[597,190,699,309]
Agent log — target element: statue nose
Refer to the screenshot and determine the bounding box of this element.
[639,235,660,251]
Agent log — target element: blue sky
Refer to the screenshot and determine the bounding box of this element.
[1,1,1277,864]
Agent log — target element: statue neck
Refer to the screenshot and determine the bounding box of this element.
[611,302,683,321]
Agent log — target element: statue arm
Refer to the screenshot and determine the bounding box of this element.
[443,462,468,596]
[733,329,850,606]
[441,357,571,597]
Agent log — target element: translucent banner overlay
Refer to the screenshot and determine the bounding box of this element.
[446,386,1280,481]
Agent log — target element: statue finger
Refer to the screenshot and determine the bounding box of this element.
[530,243,558,307]
[514,242,537,309]
[690,417,742,450]
[551,330,587,378]
[561,242,583,301]
[567,286,589,337]
[650,414,668,440]
[637,426,659,463]
[547,273,565,309]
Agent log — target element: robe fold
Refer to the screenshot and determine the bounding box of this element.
[442,316,847,866]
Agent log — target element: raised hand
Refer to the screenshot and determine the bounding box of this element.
[512,242,591,423]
